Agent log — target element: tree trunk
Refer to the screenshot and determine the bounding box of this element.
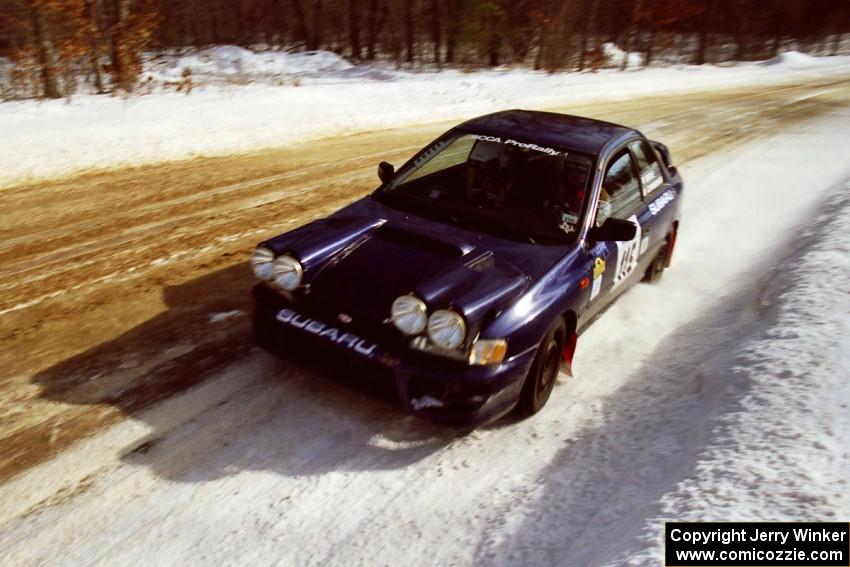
[366,0,380,60]
[621,0,641,71]
[695,30,708,65]
[110,0,132,92]
[770,33,782,57]
[645,28,655,67]
[430,0,441,64]
[291,0,312,48]
[310,0,323,50]
[734,34,746,61]
[30,4,61,98]
[578,25,588,70]
[348,0,361,59]
[483,7,504,68]
[579,0,599,70]
[388,1,401,64]
[233,2,248,46]
[404,0,414,63]
[829,33,842,55]
[444,0,457,64]
[487,24,499,67]
[542,0,572,72]
[534,26,546,71]
[210,4,223,44]
[85,0,105,94]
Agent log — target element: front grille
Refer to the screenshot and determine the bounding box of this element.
[297,292,401,346]
[254,303,399,404]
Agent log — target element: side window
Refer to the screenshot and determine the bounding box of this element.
[601,150,642,219]
[629,140,664,195]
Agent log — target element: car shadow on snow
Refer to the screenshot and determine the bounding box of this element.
[29,261,459,483]
[472,191,848,566]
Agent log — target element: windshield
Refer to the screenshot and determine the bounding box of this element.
[375,133,592,243]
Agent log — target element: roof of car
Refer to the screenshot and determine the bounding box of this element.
[455,109,637,155]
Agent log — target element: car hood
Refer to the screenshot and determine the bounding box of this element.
[262,196,569,332]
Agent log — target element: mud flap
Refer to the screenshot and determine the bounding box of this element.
[664,228,678,268]
[559,331,578,377]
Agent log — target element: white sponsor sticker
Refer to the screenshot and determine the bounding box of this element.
[640,235,649,255]
[648,189,675,216]
[590,275,603,300]
[613,215,642,289]
[559,212,579,234]
[472,135,561,156]
[641,163,663,192]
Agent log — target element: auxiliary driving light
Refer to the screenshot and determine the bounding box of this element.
[251,247,275,281]
[391,295,428,335]
[272,255,303,291]
[427,309,466,350]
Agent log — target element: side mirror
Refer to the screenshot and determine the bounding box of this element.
[589,217,637,242]
[378,161,395,184]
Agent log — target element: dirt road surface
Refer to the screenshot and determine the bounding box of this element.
[1,77,850,565]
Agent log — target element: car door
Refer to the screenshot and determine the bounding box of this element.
[629,139,675,271]
[584,147,648,320]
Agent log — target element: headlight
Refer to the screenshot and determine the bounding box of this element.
[272,255,303,290]
[391,295,427,335]
[469,339,508,365]
[427,309,466,350]
[251,247,275,280]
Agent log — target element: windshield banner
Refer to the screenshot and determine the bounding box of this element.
[473,135,562,157]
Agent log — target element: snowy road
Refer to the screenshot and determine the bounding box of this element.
[1,83,850,566]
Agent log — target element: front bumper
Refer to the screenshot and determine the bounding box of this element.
[252,284,535,426]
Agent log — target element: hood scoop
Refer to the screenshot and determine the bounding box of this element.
[374,224,466,258]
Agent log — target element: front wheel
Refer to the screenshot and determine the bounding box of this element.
[516,318,566,418]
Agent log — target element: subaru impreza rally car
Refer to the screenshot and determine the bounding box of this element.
[251,110,682,425]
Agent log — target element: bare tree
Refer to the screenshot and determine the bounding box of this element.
[430,0,441,64]
[404,0,414,63]
[29,1,61,98]
[347,0,361,59]
[83,0,105,93]
[4,0,850,100]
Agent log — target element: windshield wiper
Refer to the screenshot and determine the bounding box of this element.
[376,192,548,244]
[455,213,537,244]
[375,191,464,228]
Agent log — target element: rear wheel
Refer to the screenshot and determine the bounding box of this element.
[643,242,668,283]
[516,318,566,418]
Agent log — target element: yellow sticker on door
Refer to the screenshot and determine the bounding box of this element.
[591,257,606,300]
[593,257,606,278]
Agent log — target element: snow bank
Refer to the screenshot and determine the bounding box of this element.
[601,42,644,69]
[657,184,850,519]
[2,50,850,188]
[150,47,355,83]
[761,50,823,68]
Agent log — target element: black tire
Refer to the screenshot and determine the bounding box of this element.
[516,318,566,418]
[643,241,668,283]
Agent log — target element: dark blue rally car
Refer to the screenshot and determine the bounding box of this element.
[251,110,682,425]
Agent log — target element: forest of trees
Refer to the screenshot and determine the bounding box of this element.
[1,0,849,99]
